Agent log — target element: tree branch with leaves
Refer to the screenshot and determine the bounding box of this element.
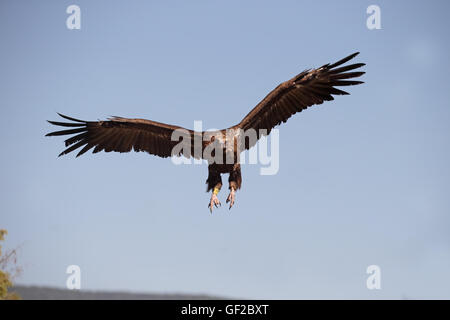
[0,229,21,300]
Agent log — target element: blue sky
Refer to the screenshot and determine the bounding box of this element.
[1,0,450,299]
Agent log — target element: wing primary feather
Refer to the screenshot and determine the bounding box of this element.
[58,140,87,157]
[64,132,88,147]
[76,143,95,157]
[329,63,366,74]
[328,87,350,95]
[57,113,86,123]
[330,71,365,80]
[331,80,364,86]
[47,120,85,127]
[328,52,360,69]
[46,127,86,136]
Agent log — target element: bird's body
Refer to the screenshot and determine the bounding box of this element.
[47,52,365,212]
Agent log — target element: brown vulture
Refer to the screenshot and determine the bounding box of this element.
[47,52,365,212]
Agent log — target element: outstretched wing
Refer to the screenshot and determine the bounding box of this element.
[46,113,204,159]
[237,52,365,149]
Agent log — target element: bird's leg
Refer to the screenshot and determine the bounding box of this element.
[209,186,222,213]
[226,187,236,209]
[227,163,241,210]
[206,166,222,213]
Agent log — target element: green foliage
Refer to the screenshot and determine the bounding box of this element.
[0,229,21,300]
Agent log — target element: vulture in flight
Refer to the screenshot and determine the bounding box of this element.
[47,52,365,212]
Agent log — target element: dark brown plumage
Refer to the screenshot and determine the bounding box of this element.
[47,52,365,212]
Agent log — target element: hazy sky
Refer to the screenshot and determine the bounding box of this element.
[1,1,450,299]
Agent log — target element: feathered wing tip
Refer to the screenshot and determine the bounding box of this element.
[46,120,84,127]
[302,52,365,88]
[324,52,365,93]
[328,52,360,68]
[45,113,87,137]
[56,113,85,123]
[46,113,90,157]
[46,112,185,159]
